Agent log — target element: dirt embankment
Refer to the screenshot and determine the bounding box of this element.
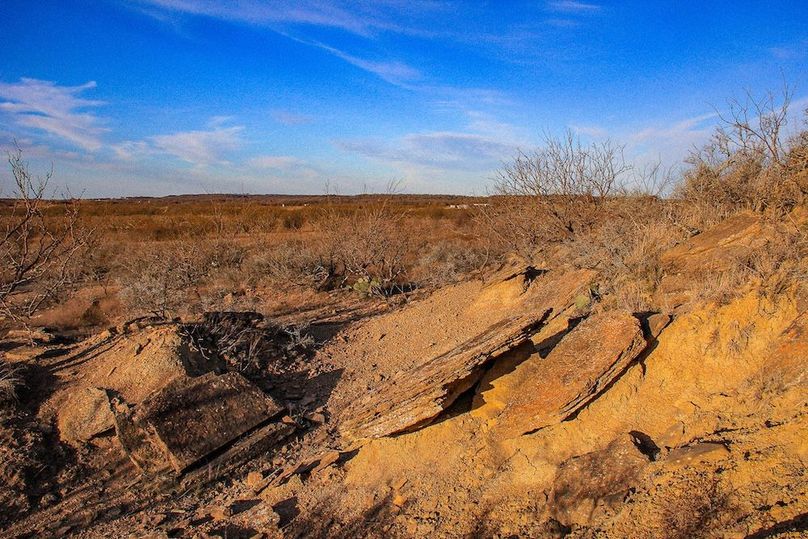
[1,210,806,538]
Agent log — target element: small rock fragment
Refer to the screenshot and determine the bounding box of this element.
[646,313,672,339]
[209,505,233,521]
[391,477,408,490]
[312,451,341,474]
[245,471,264,491]
[305,412,326,424]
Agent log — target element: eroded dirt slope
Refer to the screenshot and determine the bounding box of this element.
[1,210,806,538]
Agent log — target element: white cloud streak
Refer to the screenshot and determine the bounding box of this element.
[150,125,243,165]
[338,131,516,172]
[113,120,245,166]
[132,1,426,86]
[0,78,106,151]
[570,124,609,137]
[134,0,374,34]
[248,155,306,169]
[311,41,421,85]
[547,1,601,13]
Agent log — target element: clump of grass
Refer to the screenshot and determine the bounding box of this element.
[415,241,490,287]
[0,361,23,405]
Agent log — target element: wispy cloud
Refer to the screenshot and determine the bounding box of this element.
[248,155,306,169]
[617,112,719,167]
[336,107,525,187]
[247,155,322,182]
[273,31,422,86]
[570,124,609,137]
[113,119,244,166]
[547,1,601,13]
[132,0,455,37]
[338,131,515,172]
[111,140,152,161]
[150,125,244,165]
[314,41,421,85]
[133,0,377,35]
[629,112,717,145]
[0,78,106,151]
[544,18,581,28]
[132,1,425,87]
[769,39,808,60]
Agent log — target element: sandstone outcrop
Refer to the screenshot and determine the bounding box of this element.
[338,267,597,441]
[487,310,646,438]
[57,387,115,444]
[50,324,224,445]
[114,372,285,474]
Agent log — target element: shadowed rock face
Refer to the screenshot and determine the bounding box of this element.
[549,434,652,526]
[338,268,597,442]
[490,310,646,439]
[115,372,284,474]
[51,324,225,446]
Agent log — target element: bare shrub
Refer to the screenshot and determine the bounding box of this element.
[736,219,807,298]
[786,123,808,177]
[477,195,548,260]
[483,130,632,258]
[654,475,739,539]
[570,202,685,311]
[678,86,806,216]
[415,240,490,287]
[117,235,252,318]
[0,362,23,404]
[118,241,208,318]
[315,184,410,295]
[246,239,332,290]
[685,266,748,307]
[680,215,807,307]
[572,203,672,274]
[0,149,88,326]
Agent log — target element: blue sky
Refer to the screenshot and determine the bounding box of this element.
[1,1,807,197]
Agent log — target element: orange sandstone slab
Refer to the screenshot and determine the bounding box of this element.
[338,268,597,442]
[492,310,646,438]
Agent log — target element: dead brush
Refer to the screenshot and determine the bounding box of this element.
[1,148,90,324]
[245,239,333,290]
[415,241,491,287]
[117,238,249,319]
[689,265,751,307]
[652,474,740,539]
[569,202,685,311]
[684,220,807,309]
[0,360,23,404]
[739,220,807,299]
[117,241,209,319]
[678,86,807,217]
[314,185,411,296]
[182,312,313,378]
